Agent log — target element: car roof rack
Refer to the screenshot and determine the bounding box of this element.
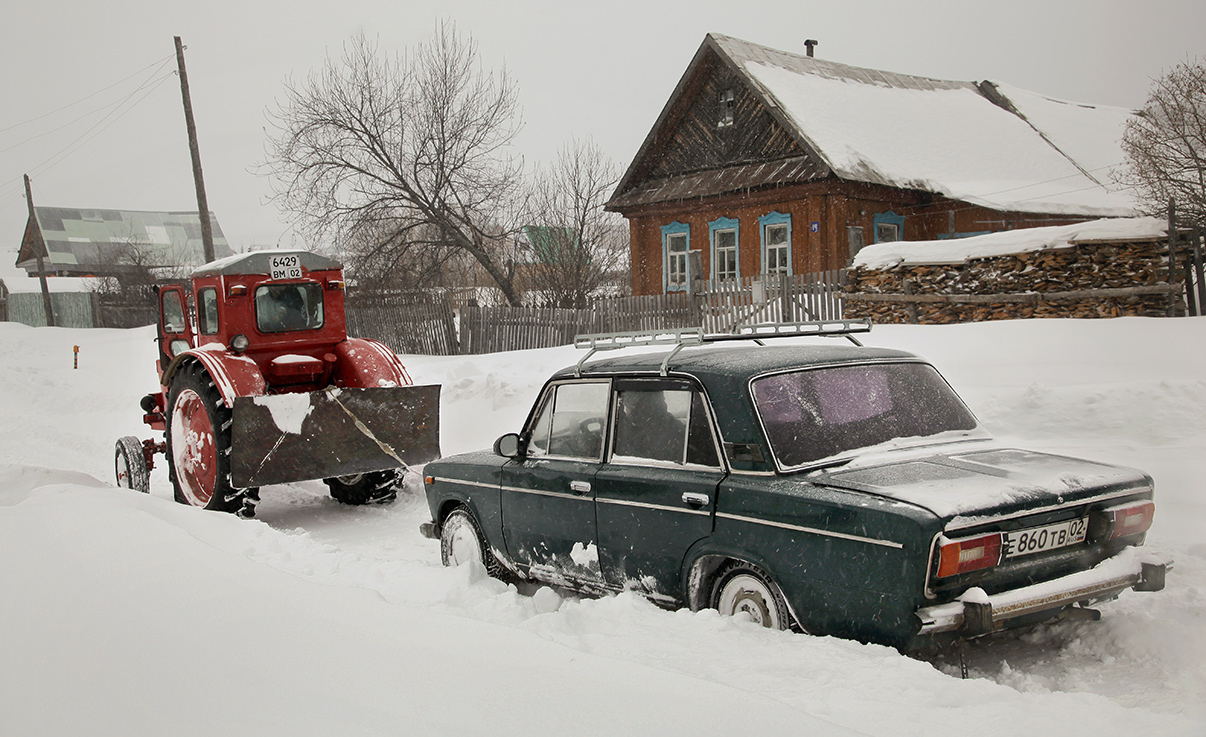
[573,320,872,376]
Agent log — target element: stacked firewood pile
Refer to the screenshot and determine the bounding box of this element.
[843,239,1181,324]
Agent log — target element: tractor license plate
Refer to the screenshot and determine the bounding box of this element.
[1003,517,1088,559]
[270,254,302,280]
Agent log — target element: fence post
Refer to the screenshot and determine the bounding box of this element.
[779,272,792,322]
[903,279,919,324]
[1167,199,1178,317]
[1193,228,1206,316]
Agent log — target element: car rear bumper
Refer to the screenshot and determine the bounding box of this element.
[915,548,1173,637]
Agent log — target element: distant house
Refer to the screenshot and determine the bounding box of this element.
[15,207,233,279]
[605,34,1138,296]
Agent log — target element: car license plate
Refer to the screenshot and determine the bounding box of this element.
[270,254,302,280]
[1003,517,1087,559]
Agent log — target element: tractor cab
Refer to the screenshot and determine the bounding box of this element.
[122,249,441,519]
[158,251,351,393]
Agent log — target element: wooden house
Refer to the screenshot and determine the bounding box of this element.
[606,34,1138,296]
[15,207,233,279]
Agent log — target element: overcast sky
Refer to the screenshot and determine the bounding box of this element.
[3,0,1203,257]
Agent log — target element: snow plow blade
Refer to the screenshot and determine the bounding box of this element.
[229,385,441,488]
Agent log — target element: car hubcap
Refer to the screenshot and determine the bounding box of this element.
[719,573,780,629]
[447,519,483,566]
[171,389,217,506]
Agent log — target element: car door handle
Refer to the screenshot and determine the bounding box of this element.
[570,480,592,495]
[682,492,710,507]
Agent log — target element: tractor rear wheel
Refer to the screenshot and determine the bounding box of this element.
[114,436,150,493]
[166,363,254,516]
[324,470,400,505]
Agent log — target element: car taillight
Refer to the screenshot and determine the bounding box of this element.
[936,533,1002,578]
[1098,500,1155,540]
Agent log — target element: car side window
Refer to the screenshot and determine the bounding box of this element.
[614,387,690,463]
[527,381,610,460]
[685,392,721,467]
[612,382,721,467]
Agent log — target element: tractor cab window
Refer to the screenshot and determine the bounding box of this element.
[161,291,187,334]
[197,288,219,335]
[255,283,324,333]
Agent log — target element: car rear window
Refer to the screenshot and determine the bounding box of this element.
[751,362,978,468]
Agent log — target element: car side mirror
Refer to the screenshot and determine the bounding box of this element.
[493,432,522,458]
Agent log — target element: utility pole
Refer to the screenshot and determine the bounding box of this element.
[23,174,55,327]
[174,36,216,264]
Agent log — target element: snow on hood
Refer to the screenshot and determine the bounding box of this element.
[851,216,1167,269]
[813,447,1151,521]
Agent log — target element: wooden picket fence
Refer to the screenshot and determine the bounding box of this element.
[693,271,844,333]
[345,293,459,356]
[1180,227,1206,317]
[342,272,845,355]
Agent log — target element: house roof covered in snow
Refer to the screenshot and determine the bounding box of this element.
[609,34,1138,217]
[16,207,233,276]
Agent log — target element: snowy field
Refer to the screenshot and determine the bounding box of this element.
[1,317,1204,736]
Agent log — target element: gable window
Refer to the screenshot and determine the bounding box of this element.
[759,211,792,276]
[709,217,740,282]
[718,89,735,128]
[661,222,691,293]
[873,211,904,243]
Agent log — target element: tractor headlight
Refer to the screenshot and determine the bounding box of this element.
[230,334,250,354]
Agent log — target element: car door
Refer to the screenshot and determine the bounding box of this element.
[501,379,611,587]
[593,378,725,603]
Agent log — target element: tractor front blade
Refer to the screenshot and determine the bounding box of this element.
[229,385,441,488]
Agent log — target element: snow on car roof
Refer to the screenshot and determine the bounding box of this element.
[563,343,920,385]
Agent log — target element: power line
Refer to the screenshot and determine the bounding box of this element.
[0,69,176,203]
[0,53,175,136]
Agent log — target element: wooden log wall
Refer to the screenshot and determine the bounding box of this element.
[843,239,1181,324]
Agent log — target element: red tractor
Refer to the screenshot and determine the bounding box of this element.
[114,250,440,517]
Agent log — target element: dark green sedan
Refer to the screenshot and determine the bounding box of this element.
[420,323,1170,650]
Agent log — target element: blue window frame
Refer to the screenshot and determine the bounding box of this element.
[759,211,792,276]
[662,222,691,293]
[873,211,905,243]
[709,216,740,281]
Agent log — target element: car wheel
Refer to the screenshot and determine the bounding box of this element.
[712,561,791,630]
[440,507,505,579]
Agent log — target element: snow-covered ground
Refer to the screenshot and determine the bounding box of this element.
[1,317,1203,736]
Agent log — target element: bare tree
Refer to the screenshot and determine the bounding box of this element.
[340,215,479,295]
[1118,58,1206,226]
[263,23,527,305]
[523,138,629,308]
[84,237,170,300]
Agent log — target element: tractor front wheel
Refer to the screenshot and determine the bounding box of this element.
[114,436,150,493]
[166,363,253,516]
[324,470,401,505]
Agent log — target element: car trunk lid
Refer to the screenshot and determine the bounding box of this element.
[811,447,1151,524]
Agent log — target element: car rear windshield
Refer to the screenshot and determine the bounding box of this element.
[751,362,978,468]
